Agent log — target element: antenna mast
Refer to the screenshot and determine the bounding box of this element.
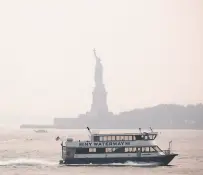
[87,126,92,134]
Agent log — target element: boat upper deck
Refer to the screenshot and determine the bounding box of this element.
[91,131,158,142]
[92,132,158,136]
[62,128,160,149]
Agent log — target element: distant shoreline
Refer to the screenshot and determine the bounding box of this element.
[20,125,203,130]
[19,104,203,130]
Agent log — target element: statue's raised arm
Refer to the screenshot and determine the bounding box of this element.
[93,48,103,85]
[93,48,101,62]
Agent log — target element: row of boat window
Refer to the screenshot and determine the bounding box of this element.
[75,146,162,154]
[94,135,154,141]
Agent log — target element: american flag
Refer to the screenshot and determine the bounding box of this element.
[55,136,60,141]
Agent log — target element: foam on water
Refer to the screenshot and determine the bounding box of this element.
[0,158,161,168]
[0,158,57,167]
[0,139,17,144]
[110,161,161,167]
[62,161,161,167]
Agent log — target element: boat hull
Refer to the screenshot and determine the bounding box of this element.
[61,154,178,166]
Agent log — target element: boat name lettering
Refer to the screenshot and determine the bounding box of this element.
[79,141,130,147]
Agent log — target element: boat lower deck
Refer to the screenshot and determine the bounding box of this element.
[61,154,178,166]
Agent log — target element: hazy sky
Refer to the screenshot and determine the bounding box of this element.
[0,0,202,124]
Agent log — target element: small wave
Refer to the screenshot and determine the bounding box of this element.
[1,159,161,167]
[111,161,161,167]
[0,158,57,167]
[0,139,17,144]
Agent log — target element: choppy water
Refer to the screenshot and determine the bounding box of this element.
[0,128,202,175]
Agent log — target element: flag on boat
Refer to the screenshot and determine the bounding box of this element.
[55,136,60,141]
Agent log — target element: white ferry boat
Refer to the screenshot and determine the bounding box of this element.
[58,127,178,166]
[34,129,47,133]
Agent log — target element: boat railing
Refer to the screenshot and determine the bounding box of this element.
[163,149,171,155]
[162,140,173,155]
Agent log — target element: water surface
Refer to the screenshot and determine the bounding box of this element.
[0,128,202,175]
